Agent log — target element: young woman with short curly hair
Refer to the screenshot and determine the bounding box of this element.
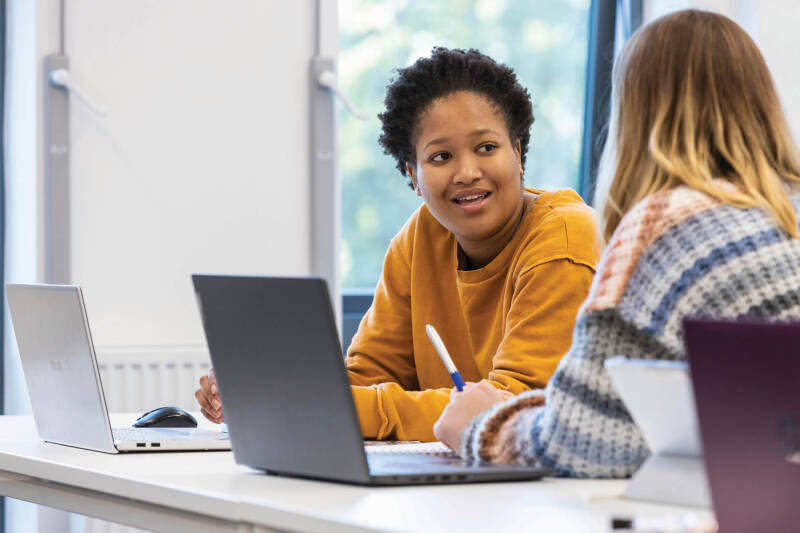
[197,48,601,441]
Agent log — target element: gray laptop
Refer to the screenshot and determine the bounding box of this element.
[192,274,553,485]
[6,283,230,453]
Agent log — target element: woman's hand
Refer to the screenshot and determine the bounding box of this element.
[195,369,224,423]
[433,380,513,451]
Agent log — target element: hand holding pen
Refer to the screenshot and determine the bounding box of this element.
[428,324,515,449]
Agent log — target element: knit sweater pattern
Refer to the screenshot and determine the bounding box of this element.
[461,184,800,477]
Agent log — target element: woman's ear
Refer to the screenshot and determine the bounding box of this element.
[406,162,422,196]
[514,140,524,183]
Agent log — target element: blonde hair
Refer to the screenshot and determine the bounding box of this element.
[595,9,800,242]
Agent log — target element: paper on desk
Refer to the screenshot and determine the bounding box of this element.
[363,441,458,458]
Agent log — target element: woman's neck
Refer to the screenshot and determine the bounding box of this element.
[458,195,530,270]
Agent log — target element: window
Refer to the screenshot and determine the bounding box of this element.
[338,0,592,290]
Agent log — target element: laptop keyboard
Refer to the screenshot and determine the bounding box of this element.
[112,427,227,442]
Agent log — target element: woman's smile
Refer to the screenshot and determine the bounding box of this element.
[451,188,492,212]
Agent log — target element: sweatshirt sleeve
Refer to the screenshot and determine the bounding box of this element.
[344,236,423,437]
[348,257,595,442]
[488,258,595,392]
[460,308,681,477]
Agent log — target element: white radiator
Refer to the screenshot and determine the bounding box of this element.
[95,345,211,414]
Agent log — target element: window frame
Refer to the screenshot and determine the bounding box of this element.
[1,1,7,528]
[580,0,643,203]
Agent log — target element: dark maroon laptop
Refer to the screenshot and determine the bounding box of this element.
[683,318,800,533]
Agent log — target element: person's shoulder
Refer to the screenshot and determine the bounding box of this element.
[387,203,450,257]
[528,188,597,228]
[531,187,592,212]
[518,187,601,269]
[581,186,723,314]
[611,185,722,250]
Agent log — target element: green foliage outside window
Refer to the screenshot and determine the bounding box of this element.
[339,0,590,289]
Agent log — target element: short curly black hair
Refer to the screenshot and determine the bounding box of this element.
[378,47,534,189]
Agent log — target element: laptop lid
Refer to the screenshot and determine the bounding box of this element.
[684,318,800,533]
[604,357,701,457]
[192,275,371,483]
[6,284,117,453]
[605,356,711,507]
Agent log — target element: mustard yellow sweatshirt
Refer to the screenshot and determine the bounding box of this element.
[346,188,601,441]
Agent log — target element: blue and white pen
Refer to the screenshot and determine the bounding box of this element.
[425,324,466,391]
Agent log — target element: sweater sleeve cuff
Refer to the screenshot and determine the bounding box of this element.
[460,389,547,463]
[352,386,383,439]
[460,409,493,462]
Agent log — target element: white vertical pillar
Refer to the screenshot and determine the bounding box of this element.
[311,0,342,332]
[6,0,66,530]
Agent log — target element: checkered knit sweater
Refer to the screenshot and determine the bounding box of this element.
[460,183,800,477]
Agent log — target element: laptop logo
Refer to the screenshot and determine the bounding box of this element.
[779,414,800,465]
[49,360,64,371]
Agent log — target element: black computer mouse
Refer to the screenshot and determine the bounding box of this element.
[133,406,198,428]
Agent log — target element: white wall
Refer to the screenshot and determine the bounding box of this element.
[64,1,315,348]
[6,1,330,531]
[755,1,800,143]
[5,0,326,400]
[6,0,332,365]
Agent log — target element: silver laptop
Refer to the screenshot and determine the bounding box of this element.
[605,357,710,507]
[6,283,230,453]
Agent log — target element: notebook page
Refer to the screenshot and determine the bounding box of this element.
[364,441,458,458]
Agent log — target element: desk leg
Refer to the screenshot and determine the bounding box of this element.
[38,506,71,532]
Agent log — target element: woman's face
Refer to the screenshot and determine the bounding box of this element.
[407,91,524,249]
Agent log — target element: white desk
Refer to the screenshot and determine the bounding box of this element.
[0,414,713,533]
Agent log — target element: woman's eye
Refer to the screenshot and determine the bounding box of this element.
[430,152,451,162]
[477,144,498,153]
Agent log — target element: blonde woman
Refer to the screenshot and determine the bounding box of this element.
[434,9,800,476]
